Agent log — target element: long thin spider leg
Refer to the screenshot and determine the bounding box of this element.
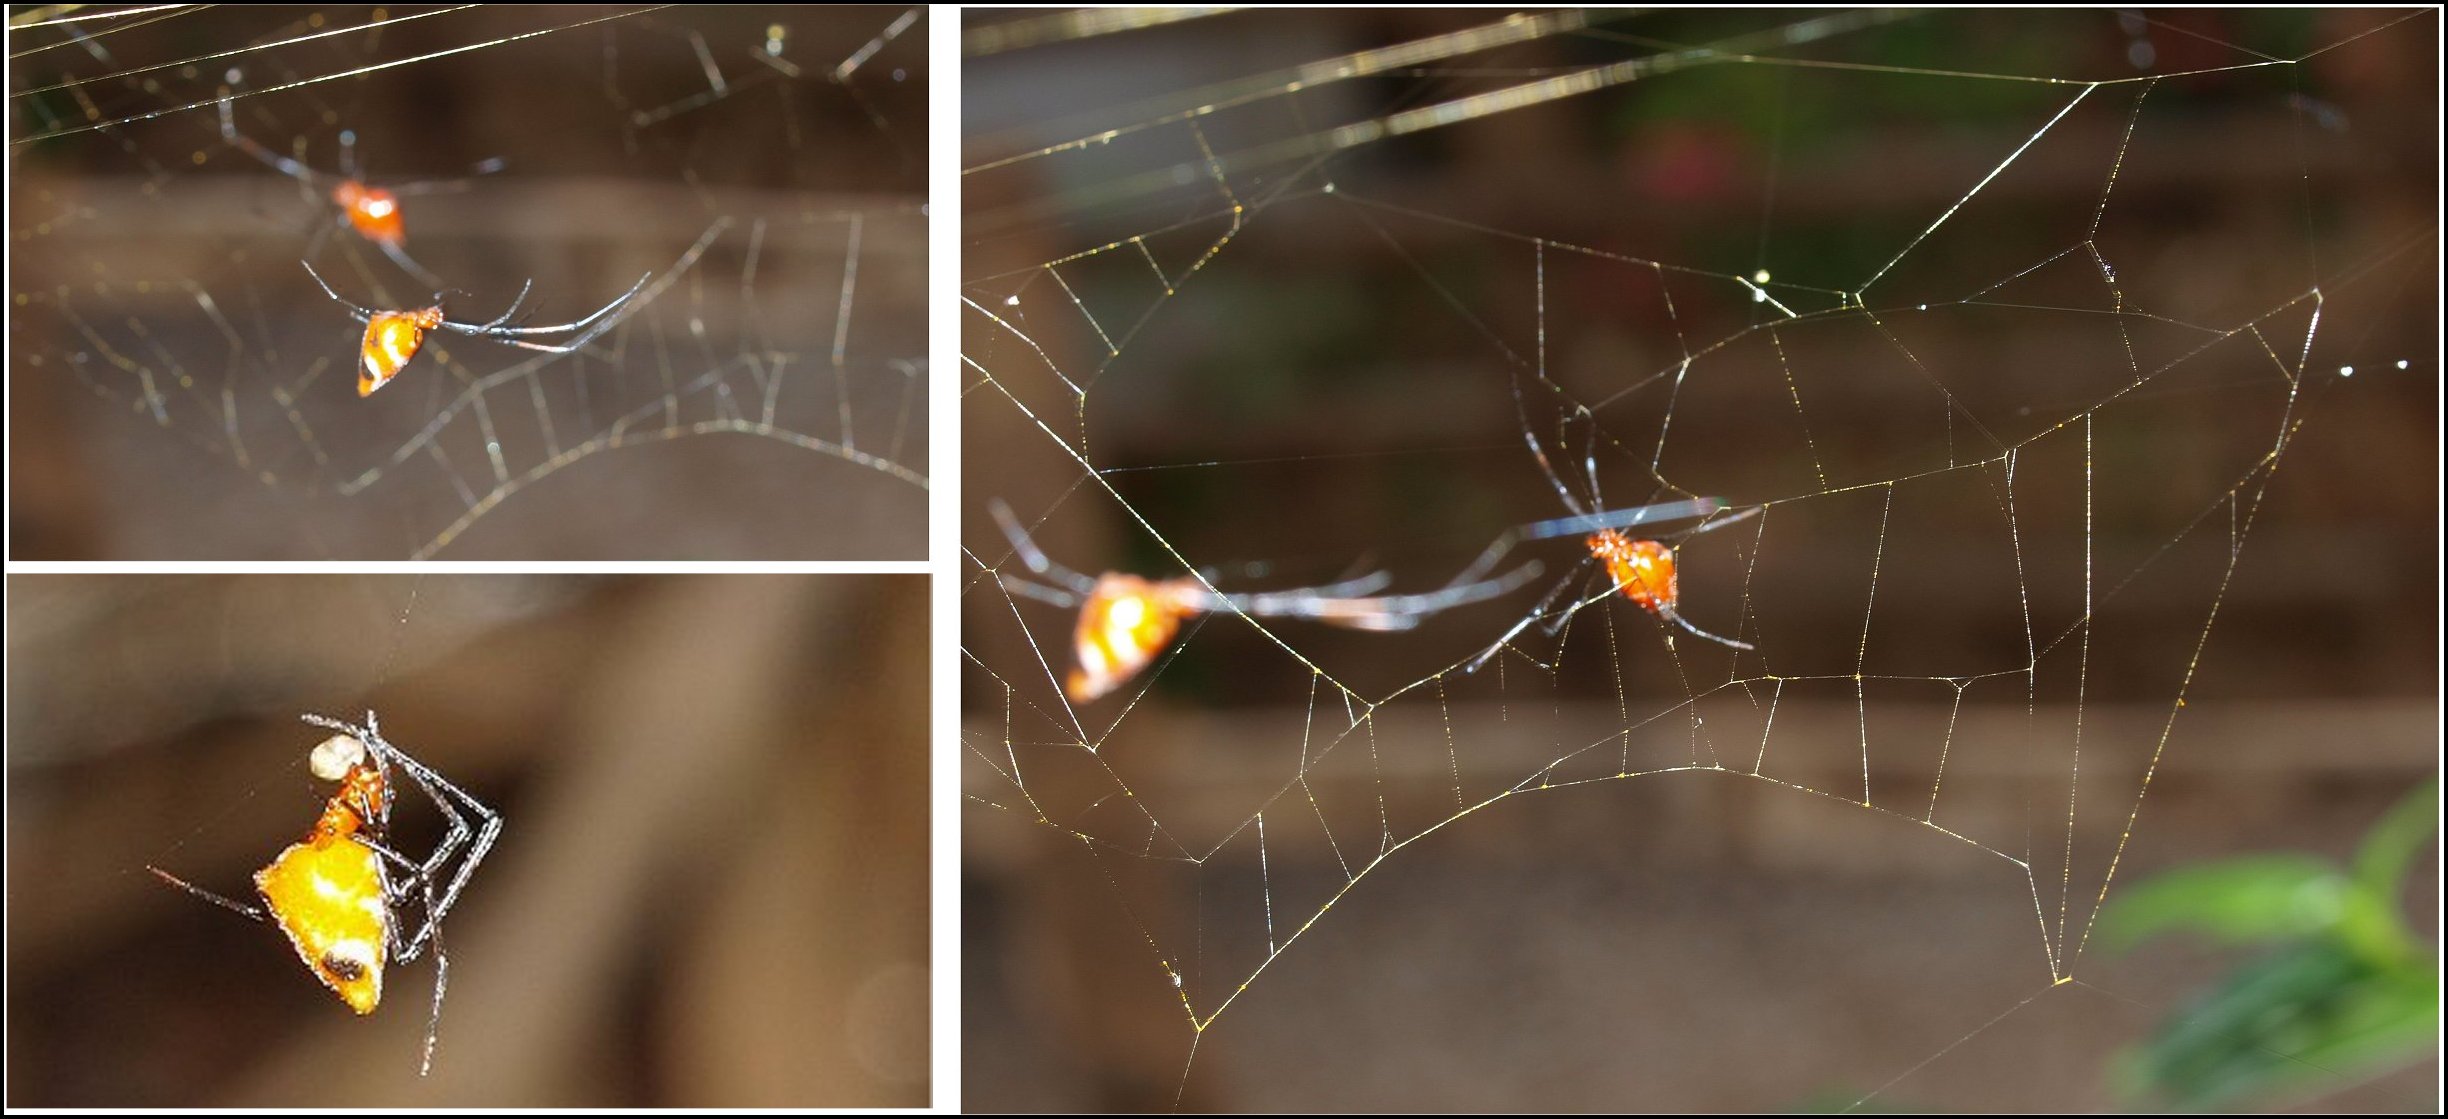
[1680,502,1764,539]
[419,915,446,1077]
[375,745,499,952]
[1218,560,1542,628]
[997,572,1082,609]
[298,262,380,324]
[378,239,447,292]
[1517,497,1730,543]
[423,810,498,956]
[1272,561,1546,632]
[1442,529,1525,590]
[301,217,336,269]
[1657,605,1756,650]
[217,96,326,186]
[402,773,471,905]
[988,498,1102,596]
[449,273,650,336]
[366,783,469,959]
[1507,352,1589,519]
[379,865,449,1078]
[1464,614,1537,673]
[481,336,583,356]
[464,280,537,332]
[1209,569,1395,608]
[362,836,424,877]
[307,712,493,961]
[147,866,269,922]
[387,156,507,196]
[1540,563,1613,637]
[1576,408,1607,514]
[300,710,365,738]
[1464,555,1594,672]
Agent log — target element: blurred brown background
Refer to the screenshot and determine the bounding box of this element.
[9,5,928,559]
[962,8,2437,1111]
[7,573,930,1106]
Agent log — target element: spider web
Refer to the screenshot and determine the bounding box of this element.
[8,5,928,559]
[962,9,2438,1110]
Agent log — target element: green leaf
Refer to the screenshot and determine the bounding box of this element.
[2354,779,2438,901]
[2097,854,2348,952]
[2116,940,2438,1109]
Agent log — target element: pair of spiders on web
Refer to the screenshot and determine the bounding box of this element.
[994,487,1762,706]
[219,80,648,397]
[148,712,500,1078]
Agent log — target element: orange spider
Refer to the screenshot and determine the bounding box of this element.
[217,90,503,289]
[992,501,1542,705]
[148,712,500,1076]
[302,263,650,395]
[328,179,406,248]
[1465,489,1762,672]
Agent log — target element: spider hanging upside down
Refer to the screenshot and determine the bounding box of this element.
[217,82,504,289]
[147,712,501,1077]
[1464,490,1764,674]
[303,262,650,396]
[991,500,1545,704]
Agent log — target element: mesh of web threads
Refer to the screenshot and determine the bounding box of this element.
[961,8,2437,1108]
[9,6,929,559]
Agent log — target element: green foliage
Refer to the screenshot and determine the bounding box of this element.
[2102,781,2439,1109]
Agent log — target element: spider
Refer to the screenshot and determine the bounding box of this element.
[147,711,502,1077]
[1466,397,1764,671]
[990,500,1543,704]
[303,262,651,396]
[217,87,503,289]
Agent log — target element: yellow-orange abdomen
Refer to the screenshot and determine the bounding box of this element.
[1589,530,1677,614]
[255,833,391,1014]
[1066,574,1199,704]
[359,309,441,396]
[332,181,405,246]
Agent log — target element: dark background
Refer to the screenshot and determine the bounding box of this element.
[962,9,2437,1111]
[7,573,931,1106]
[9,5,929,559]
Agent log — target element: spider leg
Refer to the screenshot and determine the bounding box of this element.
[302,214,336,265]
[988,498,1102,597]
[1463,611,1540,674]
[298,261,379,324]
[375,851,451,1078]
[462,279,537,333]
[1540,563,1613,637]
[1657,605,1755,651]
[387,156,507,196]
[377,239,447,293]
[147,866,268,922]
[1507,355,1589,520]
[1517,497,1731,543]
[1576,408,1607,514]
[451,273,650,336]
[1206,572,1389,618]
[1440,529,1528,590]
[371,738,499,961]
[1223,560,1542,630]
[1463,556,1593,673]
[304,711,497,963]
[217,95,324,186]
[997,572,1082,610]
[418,916,448,1077]
[301,710,368,739]
[482,336,583,356]
[1213,569,1394,608]
[1678,502,1764,540]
